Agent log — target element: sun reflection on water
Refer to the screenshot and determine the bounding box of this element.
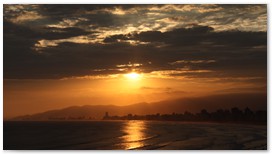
[120,120,147,150]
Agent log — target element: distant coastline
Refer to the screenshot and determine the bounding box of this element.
[102,107,266,125]
[8,107,267,125]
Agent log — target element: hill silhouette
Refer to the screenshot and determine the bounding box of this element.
[10,92,266,121]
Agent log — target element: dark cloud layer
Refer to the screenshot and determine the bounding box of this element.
[105,26,266,47]
[3,4,267,83]
[4,20,90,40]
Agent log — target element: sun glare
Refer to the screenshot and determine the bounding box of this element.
[124,72,141,80]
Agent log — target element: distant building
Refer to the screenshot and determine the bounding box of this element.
[103,112,109,119]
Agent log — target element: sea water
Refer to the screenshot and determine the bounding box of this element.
[3,120,267,150]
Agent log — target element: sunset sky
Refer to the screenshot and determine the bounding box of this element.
[3,4,267,118]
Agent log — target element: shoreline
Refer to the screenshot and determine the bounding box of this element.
[3,119,267,126]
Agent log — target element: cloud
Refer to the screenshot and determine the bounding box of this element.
[4,5,45,24]
[47,17,89,29]
[105,25,266,47]
[9,11,44,23]
[4,4,266,50]
[4,20,91,41]
[4,25,266,81]
[3,4,267,86]
[116,63,143,68]
[169,60,216,65]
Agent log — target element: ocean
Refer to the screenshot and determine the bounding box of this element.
[3,120,267,150]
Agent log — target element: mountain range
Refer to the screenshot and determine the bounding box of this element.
[10,92,266,121]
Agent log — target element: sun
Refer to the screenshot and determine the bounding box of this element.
[124,72,141,80]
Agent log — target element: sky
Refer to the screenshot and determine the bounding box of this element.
[3,4,267,118]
